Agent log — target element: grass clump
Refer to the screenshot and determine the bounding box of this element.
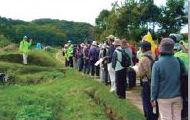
[0,50,60,67]
[28,50,59,67]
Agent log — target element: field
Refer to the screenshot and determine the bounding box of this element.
[0,49,145,120]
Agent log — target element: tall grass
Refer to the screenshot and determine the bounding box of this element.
[0,50,60,67]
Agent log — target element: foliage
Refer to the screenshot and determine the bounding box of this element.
[95,0,187,42]
[0,50,145,120]
[0,17,94,46]
[0,34,11,47]
[157,0,187,36]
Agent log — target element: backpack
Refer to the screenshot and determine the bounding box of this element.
[117,49,131,68]
[144,55,154,70]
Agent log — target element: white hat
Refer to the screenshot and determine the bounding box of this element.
[23,36,28,39]
[80,43,85,47]
[106,35,115,39]
[92,41,97,46]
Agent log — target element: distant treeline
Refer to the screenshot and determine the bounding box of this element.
[0,17,95,46]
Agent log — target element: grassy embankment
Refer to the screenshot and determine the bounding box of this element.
[0,49,145,120]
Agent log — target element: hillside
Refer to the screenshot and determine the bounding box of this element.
[0,17,95,46]
[0,49,145,120]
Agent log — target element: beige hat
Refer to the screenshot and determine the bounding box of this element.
[113,39,121,46]
[106,35,115,39]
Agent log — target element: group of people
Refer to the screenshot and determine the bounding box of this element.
[63,32,188,120]
[63,35,138,97]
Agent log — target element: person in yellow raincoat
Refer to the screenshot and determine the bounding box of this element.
[142,32,158,59]
[19,36,32,64]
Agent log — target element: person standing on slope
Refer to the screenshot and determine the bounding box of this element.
[19,36,32,65]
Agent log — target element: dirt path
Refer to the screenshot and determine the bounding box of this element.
[126,86,144,112]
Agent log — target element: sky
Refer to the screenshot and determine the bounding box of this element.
[0,0,187,32]
[0,0,166,25]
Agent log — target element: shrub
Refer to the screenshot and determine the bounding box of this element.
[28,50,59,67]
[0,35,11,48]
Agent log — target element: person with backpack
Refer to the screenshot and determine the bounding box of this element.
[19,36,32,65]
[135,41,158,120]
[112,39,131,99]
[121,39,136,89]
[151,38,183,120]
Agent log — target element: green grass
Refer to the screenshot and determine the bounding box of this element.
[0,49,145,120]
[0,50,60,67]
[0,68,145,120]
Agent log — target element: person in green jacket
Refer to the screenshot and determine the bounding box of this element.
[65,41,74,67]
[19,36,32,64]
[174,44,188,71]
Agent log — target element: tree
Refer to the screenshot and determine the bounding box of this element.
[0,17,94,45]
[158,0,187,36]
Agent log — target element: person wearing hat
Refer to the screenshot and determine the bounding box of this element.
[134,41,158,120]
[65,41,74,67]
[112,38,129,99]
[173,42,188,120]
[151,38,184,120]
[121,39,136,89]
[104,35,116,92]
[19,36,32,65]
[99,42,109,85]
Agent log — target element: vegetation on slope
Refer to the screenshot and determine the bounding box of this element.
[0,49,145,120]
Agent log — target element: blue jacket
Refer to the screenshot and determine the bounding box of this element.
[35,43,42,49]
[151,55,182,101]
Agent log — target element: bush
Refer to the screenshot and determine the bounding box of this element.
[28,50,59,67]
[0,35,11,48]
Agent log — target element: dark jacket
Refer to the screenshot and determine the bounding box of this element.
[107,45,115,63]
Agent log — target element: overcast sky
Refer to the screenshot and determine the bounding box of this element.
[0,0,187,32]
[0,0,166,25]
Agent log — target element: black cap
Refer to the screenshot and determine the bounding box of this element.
[140,41,151,51]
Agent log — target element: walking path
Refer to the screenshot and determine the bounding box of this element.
[56,50,145,114]
[126,86,144,112]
